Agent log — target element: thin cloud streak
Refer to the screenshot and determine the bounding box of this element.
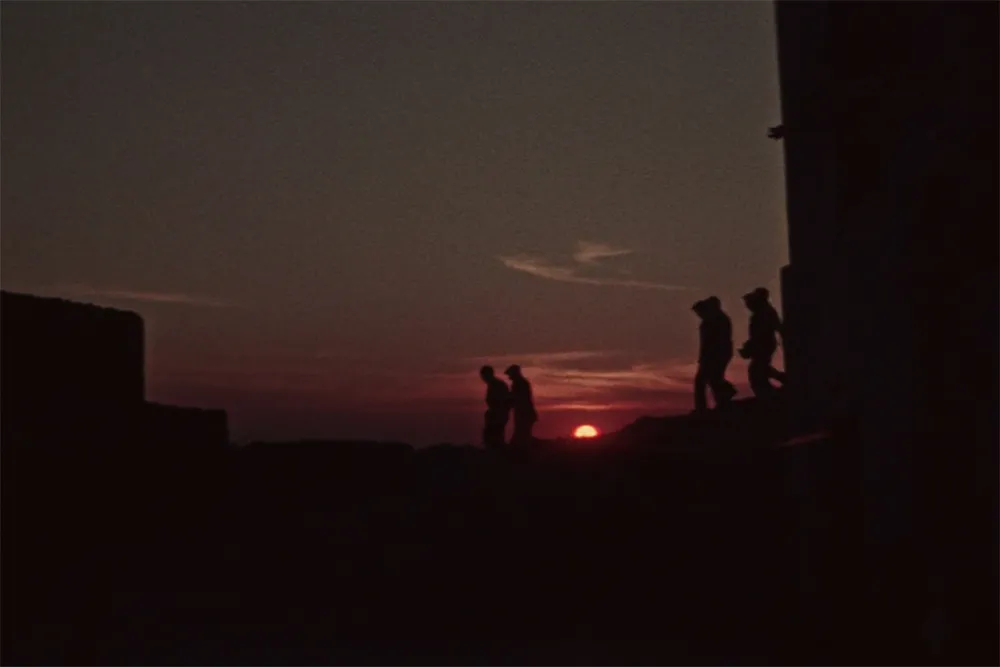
[417,355,704,412]
[498,254,687,292]
[53,284,234,308]
[544,401,654,412]
[572,241,634,265]
[533,362,695,399]
[463,350,618,366]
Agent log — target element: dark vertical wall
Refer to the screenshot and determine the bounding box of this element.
[1,292,234,663]
[1,291,145,663]
[1,291,145,445]
[774,1,998,660]
[902,4,999,658]
[773,1,840,433]
[144,402,229,453]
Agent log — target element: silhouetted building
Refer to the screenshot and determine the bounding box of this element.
[144,403,229,454]
[773,1,998,661]
[1,290,145,447]
[1,290,228,451]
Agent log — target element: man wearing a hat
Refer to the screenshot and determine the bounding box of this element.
[504,364,538,447]
[738,287,786,397]
[691,296,738,412]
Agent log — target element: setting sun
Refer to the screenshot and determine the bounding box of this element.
[573,424,599,439]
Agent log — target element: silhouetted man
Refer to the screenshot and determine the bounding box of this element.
[692,296,738,412]
[738,287,787,397]
[480,365,510,449]
[504,365,537,447]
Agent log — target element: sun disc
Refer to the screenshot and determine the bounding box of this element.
[573,424,599,438]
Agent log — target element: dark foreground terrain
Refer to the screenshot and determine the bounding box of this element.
[2,398,993,665]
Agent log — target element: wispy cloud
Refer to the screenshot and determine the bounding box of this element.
[544,400,671,412]
[524,359,754,413]
[53,284,233,308]
[421,350,713,413]
[154,367,331,380]
[498,240,687,292]
[463,350,618,367]
[572,241,634,265]
[533,362,695,399]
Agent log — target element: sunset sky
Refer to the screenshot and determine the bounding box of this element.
[2,2,787,444]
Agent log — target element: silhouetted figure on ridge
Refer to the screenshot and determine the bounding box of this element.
[738,287,786,397]
[504,364,538,447]
[480,365,510,449]
[692,296,737,412]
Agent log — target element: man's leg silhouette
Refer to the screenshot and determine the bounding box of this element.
[719,356,738,404]
[710,376,737,407]
[749,358,777,397]
[483,414,507,449]
[698,358,735,409]
[694,366,710,411]
[510,420,527,447]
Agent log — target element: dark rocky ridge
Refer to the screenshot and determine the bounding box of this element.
[4,395,849,666]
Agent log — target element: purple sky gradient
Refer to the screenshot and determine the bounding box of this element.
[2,2,787,443]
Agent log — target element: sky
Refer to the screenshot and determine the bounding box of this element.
[2,1,787,445]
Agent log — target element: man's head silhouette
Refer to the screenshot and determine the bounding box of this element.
[743,287,770,310]
[504,364,522,378]
[480,365,495,382]
[692,296,721,317]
